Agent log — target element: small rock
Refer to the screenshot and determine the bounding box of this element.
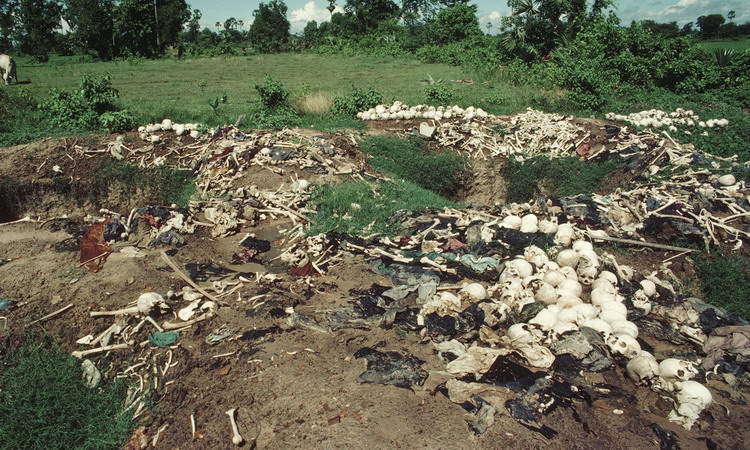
[81,359,101,388]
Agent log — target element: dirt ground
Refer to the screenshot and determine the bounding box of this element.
[1,129,749,450]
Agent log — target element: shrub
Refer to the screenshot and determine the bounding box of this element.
[423,84,457,104]
[361,136,465,196]
[332,86,384,117]
[254,76,290,109]
[295,92,333,114]
[39,74,120,129]
[99,110,137,133]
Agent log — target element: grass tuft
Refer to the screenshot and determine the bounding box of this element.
[503,156,619,202]
[295,91,333,115]
[360,136,466,196]
[696,252,750,320]
[0,338,132,449]
[308,180,457,236]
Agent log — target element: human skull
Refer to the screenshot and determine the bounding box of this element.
[577,266,598,286]
[559,266,578,280]
[610,320,639,339]
[572,240,594,254]
[598,271,618,285]
[534,282,558,305]
[591,288,617,306]
[668,381,712,430]
[557,249,580,268]
[524,245,549,268]
[607,333,641,359]
[639,279,657,297]
[501,215,522,230]
[543,270,566,288]
[557,295,583,309]
[631,289,652,315]
[626,352,660,385]
[529,307,558,331]
[591,278,616,294]
[659,358,698,383]
[570,303,598,324]
[599,301,628,324]
[506,323,537,346]
[459,283,487,301]
[581,318,612,340]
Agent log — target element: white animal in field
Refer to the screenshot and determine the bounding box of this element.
[0,54,17,85]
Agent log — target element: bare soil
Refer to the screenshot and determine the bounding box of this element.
[1,132,748,450]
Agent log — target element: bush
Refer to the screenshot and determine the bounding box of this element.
[361,136,465,196]
[332,86,384,117]
[504,156,619,202]
[423,84,457,104]
[697,252,750,319]
[39,74,120,129]
[99,110,137,133]
[254,76,290,109]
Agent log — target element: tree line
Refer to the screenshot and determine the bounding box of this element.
[0,0,748,61]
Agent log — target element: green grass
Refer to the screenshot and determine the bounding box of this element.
[309,180,458,236]
[96,162,196,207]
[503,156,619,202]
[696,252,750,320]
[6,54,520,126]
[0,338,132,449]
[696,37,750,51]
[360,136,466,196]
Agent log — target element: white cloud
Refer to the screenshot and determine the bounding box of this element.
[479,10,505,34]
[289,1,344,33]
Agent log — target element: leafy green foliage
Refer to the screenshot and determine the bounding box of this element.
[255,75,290,109]
[697,252,750,319]
[308,180,457,235]
[504,156,619,202]
[96,162,196,207]
[39,73,119,129]
[423,84,456,104]
[426,3,481,44]
[361,136,465,196]
[249,0,290,53]
[247,106,301,129]
[98,109,136,133]
[0,338,132,449]
[332,86,384,117]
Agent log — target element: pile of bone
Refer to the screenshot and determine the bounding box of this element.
[138,119,207,142]
[606,108,729,134]
[357,101,489,121]
[426,235,712,430]
[433,108,588,160]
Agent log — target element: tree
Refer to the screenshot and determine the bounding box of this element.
[344,0,400,33]
[428,3,480,44]
[14,0,62,60]
[184,8,202,42]
[0,0,16,51]
[500,0,614,61]
[696,14,725,38]
[640,19,678,37]
[681,21,694,35]
[727,10,735,22]
[302,20,319,45]
[249,0,290,52]
[113,0,189,57]
[61,0,114,59]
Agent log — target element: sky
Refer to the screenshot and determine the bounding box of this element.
[189,0,749,34]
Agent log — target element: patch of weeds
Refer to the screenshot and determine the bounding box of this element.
[504,156,619,203]
[489,124,509,136]
[332,86,383,117]
[308,180,457,236]
[0,337,132,449]
[696,252,750,319]
[360,136,466,196]
[99,110,137,133]
[39,73,119,129]
[246,107,301,130]
[96,162,196,207]
[423,84,456,104]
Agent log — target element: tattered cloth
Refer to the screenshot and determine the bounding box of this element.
[702,326,750,369]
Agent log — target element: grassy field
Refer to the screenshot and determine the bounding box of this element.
[697,37,750,51]
[7,53,548,126]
